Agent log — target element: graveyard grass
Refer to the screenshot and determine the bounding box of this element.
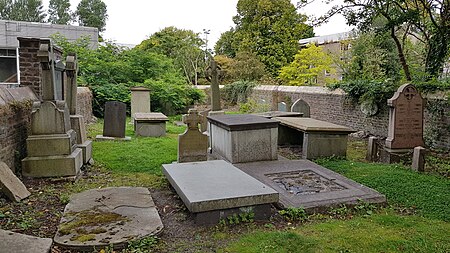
[80,119,450,252]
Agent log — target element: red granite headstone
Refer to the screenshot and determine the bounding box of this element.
[385,84,424,149]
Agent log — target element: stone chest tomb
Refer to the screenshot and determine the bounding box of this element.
[207,114,278,163]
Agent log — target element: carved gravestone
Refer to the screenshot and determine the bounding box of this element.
[291,99,310,117]
[385,84,424,149]
[102,101,127,138]
[178,109,208,163]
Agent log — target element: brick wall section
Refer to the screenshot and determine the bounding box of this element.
[18,37,63,99]
[76,87,95,123]
[0,87,37,173]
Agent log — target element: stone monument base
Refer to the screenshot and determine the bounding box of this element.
[78,140,93,164]
[96,135,131,141]
[22,148,83,178]
[380,147,413,164]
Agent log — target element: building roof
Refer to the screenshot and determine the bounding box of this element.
[299,32,353,46]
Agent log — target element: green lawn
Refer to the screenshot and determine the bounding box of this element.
[85,118,450,252]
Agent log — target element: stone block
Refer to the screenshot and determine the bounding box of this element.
[134,113,169,137]
[412,146,426,172]
[78,140,93,164]
[303,132,348,159]
[22,148,83,178]
[0,229,53,253]
[26,131,76,157]
[0,162,31,202]
[70,115,88,144]
[131,86,151,121]
[366,136,379,162]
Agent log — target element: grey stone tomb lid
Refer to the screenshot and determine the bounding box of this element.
[207,114,278,131]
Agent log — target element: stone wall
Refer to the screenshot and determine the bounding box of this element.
[195,85,450,150]
[0,87,37,172]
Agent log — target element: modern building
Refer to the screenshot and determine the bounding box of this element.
[0,20,98,86]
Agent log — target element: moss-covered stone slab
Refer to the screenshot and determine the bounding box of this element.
[54,187,163,251]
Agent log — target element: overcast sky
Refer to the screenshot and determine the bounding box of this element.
[42,0,350,48]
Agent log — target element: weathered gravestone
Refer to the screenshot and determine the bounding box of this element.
[278,102,287,112]
[66,54,93,164]
[291,99,310,117]
[96,101,131,141]
[178,109,208,163]
[385,83,424,149]
[0,162,30,202]
[382,84,424,163]
[22,40,83,178]
[207,59,221,111]
[130,86,151,122]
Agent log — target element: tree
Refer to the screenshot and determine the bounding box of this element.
[75,0,108,32]
[214,29,236,58]
[48,0,72,25]
[216,0,314,77]
[279,43,336,86]
[0,0,46,22]
[137,27,206,85]
[320,0,450,79]
[230,51,267,81]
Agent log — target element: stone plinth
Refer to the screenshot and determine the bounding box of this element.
[207,114,278,163]
[130,86,151,122]
[70,115,93,164]
[235,160,386,212]
[54,187,163,251]
[134,113,168,137]
[275,117,355,159]
[162,160,279,224]
[22,148,83,178]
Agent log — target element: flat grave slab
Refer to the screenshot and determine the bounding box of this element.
[274,117,354,133]
[253,111,303,119]
[162,160,279,224]
[207,114,278,163]
[234,160,386,212]
[54,187,163,251]
[0,229,53,253]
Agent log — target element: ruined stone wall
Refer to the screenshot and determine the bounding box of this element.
[0,87,37,172]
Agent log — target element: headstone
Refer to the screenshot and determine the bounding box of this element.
[0,162,31,202]
[66,54,93,164]
[366,136,379,162]
[103,101,127,138]
[22,40,83,178]
[130,86,151,122]
[385,84,424,149]
[412,146,426,172]
[278,102,287,112]
[178,109,208,163]
[209,60,221,111]
[0,229,53,253]
[291,99,310,117]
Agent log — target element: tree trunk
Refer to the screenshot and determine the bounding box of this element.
[391,27,411,81]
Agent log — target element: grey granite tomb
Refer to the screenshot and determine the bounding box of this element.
[162,160,279,224]
[207,114,278,163]
[96,101,131,141]
[235,160,386,212]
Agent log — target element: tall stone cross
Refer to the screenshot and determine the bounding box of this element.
[65,54,78,115]
[209,59,221,111]
[37,40,57,101]
[182,109,203,130]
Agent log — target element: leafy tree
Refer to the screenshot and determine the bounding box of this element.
[48,0,72,25]
[279,43,336,86]
[229,51,267,81]
[75,0,108,32]
[321,0,450,80]
[214,29,236,58]
[137,27,206,85]
[0,0,46,22]
[218,0,314,76]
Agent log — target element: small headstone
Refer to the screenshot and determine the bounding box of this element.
[103,101,127,138]
[178,109,208,163]
[412,146,426,172]
[0,162,31,202]
[278,102,287,112]
[0,229,53,253]
[385,84,424,149]
[291,99,310,117]
[366,136,379,162]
